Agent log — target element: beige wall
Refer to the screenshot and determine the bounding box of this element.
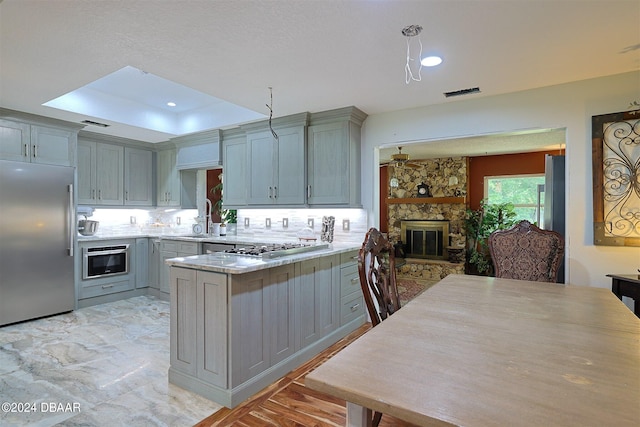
[361,71,640,294]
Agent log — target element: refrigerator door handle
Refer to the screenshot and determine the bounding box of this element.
[68,184,75,256]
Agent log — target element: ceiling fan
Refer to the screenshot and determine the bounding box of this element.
[385,146,421,168]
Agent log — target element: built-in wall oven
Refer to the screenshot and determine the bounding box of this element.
[83,244,129,279]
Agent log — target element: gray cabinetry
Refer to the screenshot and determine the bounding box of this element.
[244,113,308,206]
[307,107,366,206]
[221,131,247,207]
[170,268,228,387]
[77,239,135,302]
[135,238,149,288]
[0,118,77,167]
[148,238,161,290]
[157,149,180,206]
[77,139,124,205]
[160,240,200,294]
[168,250,361,408]
[338,250,363,325]
[124,147,153,206]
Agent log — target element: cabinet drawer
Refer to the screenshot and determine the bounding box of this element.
[162,240,199,255]
[79,276,135,299]
[340,293,364,326]
[340,250,359,266]
[340,263,360,297]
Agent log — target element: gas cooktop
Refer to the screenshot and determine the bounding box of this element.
[223,243,329,259]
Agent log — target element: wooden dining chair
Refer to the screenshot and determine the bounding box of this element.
[488,220,564,282]
[357,227,402,426]
[358,228,401,328]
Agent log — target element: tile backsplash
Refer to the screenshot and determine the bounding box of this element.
[83,206,368,244]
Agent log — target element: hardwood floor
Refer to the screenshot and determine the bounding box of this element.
[194,323,418,427]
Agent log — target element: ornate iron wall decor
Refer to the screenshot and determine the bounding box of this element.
[592,109,640,246]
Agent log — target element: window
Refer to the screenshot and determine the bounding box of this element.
[484,174,545,227]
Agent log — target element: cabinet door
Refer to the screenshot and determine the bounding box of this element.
[135,238,149,288]
[160,250,177,294]
[77,140,97,204]
[268,264,297,364]
[0,119,30,161]
[148,239,160,290]
[124,147,153,206]
[307,122,350,205]
[317,255,340,336]
[95,143,124,205]
[222,137,247,207]
[170,267,197,376]
[197,271,228,387]
[247,131,275,205]
[31,125,74,166]
[274,126,306,205]
[157,149,180,206]
[297,259,321,349]
[230,270,270,385]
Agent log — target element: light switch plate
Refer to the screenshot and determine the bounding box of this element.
[283,218,288,228]
[244,217,250,227]
[342,219,350,231]
[265,218,271,228]
[308,218,314,228]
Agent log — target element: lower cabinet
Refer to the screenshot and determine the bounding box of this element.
[339,250,363,325]
[168,251,364,408]
[160,240,200,294]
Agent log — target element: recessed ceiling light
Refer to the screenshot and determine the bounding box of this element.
[421,56,442,67]
[167,102,176,107]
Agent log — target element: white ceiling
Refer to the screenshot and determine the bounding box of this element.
[1,0,639,157]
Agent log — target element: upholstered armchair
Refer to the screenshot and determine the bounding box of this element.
[488,220,564,283]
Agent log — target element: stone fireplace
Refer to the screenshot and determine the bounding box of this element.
[400,220,449,260]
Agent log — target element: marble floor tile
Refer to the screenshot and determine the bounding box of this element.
[0,296,221,427]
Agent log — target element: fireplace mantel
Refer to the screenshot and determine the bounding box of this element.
[387,196,466,204]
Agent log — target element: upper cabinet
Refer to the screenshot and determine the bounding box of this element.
[173,129,222,170]
[221,128,247,208]
[307,107,366,207]
[78,139,125,205]
[78,133,153,207]
[157,149,181,207]
[243,113,308,206]
[0,117,79,167]
[124,147,153,206]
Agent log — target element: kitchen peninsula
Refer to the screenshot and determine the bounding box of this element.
[165,243,364,408]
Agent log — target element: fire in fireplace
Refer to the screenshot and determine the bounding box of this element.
[400,220,449,260]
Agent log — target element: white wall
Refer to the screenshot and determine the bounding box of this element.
[361,71,640,289]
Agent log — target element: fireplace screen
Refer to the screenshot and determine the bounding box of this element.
[400,220,449,260]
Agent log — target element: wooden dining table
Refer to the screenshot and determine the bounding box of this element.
[305,274,640,427]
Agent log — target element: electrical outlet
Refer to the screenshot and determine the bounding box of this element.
[265,218,271,228]
[342,219,350,231]
[130,216,136,225]
[176,217,181,225]
[283,218,289,228]
[244,217,250,227]
[308,218,314,228]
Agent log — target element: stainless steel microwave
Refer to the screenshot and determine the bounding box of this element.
[82,244,129,280]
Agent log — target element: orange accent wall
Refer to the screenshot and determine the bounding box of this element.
[468,150,564,210]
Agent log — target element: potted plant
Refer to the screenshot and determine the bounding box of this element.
[465,199,518,276]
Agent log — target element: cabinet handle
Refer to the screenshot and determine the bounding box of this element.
[23,143,29,157]
[125,191,128,201]
[351,255,358,261]
[350,303,360,312]
[102,284,114,289]
[273,186,277,199]
[351,277,359,284]
[98,189,102,200]
[32,144,37,158]
[268,187,272,198]
[167,192,171,201]
[92,189,96,200]
[307,185,311,198]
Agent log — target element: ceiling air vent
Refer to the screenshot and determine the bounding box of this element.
[444,87,481,98]
[81,120,110,127]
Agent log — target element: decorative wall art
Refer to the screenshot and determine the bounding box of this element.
[591,109,640,246]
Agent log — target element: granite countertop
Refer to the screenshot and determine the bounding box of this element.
[165,243,359,275]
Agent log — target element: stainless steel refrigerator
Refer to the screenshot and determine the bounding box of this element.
[0,160,75,326]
